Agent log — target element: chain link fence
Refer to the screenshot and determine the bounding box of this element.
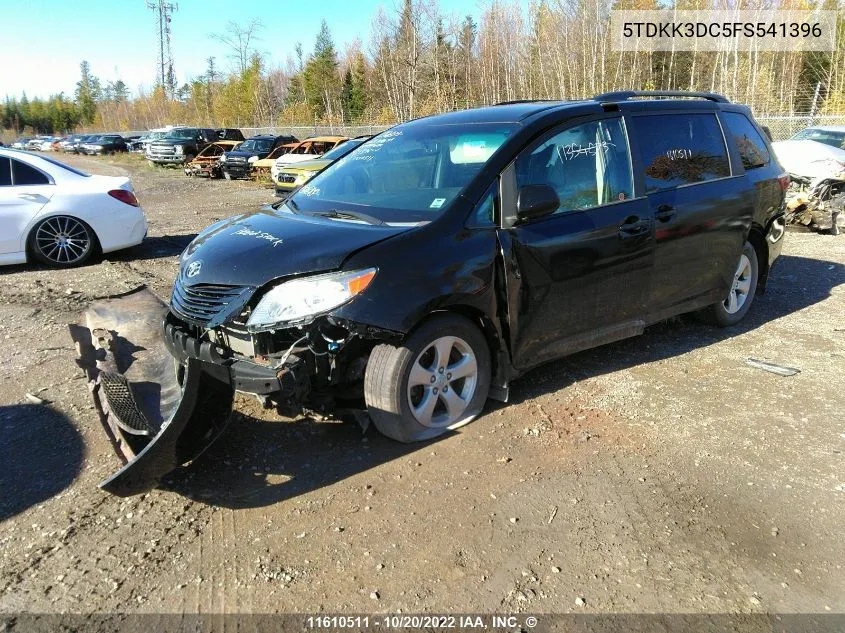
[756,115,845,141]
[238,125,392,138]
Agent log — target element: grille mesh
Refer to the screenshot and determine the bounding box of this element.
[171,280,251,326]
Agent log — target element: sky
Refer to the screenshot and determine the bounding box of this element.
[0,0,481,100]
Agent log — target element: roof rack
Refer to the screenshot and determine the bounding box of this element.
[593,90,729,103]
[494,99,560,106]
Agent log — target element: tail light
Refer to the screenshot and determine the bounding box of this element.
[108,189,139,207]
[778,173,791,192]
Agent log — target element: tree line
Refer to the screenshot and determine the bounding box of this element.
[3,0,845,137]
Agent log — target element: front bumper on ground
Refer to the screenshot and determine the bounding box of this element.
[69,288,235,496]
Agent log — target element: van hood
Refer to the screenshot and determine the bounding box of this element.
[178,208,411,289]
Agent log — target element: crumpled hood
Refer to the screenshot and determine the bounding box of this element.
[772,139,845,180]
[179,208,411,288]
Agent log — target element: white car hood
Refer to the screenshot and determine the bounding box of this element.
[274,153,323,167]
[772,139,845,180]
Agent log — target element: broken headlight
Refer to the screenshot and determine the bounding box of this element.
[247,268,377,332]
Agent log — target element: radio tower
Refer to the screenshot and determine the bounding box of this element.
[146,0,178,97]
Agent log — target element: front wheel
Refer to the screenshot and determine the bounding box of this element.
[701,242,759,326]
[364,314,491,443]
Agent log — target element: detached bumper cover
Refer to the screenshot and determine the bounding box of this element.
[69,288,234,496]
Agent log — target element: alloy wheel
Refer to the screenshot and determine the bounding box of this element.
[724,253,752,314]
[34,216,92,265]
[406,336,478,428]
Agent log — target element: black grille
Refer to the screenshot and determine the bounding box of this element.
[171,281,252,327]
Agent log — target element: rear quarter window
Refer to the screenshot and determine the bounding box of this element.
[721,112,770,170]
[12,159,50,185]
[633,113,731,192]
[0,157,11,186]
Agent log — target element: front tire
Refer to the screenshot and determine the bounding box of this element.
[29,216,96,267]
[702,241,759,326]
[364,314,491,443]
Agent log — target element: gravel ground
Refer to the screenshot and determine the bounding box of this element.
[0,152,843,617]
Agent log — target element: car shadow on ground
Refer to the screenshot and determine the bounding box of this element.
[163,253,843,509]
[507,253,844,403]
[162,412,449,509]
[0,404,85,521]
[111,234,198,262]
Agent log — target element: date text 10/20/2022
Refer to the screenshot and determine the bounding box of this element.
[306,615,540,629]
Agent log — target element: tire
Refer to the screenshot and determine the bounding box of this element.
[364,314,491,443]
[701,241,759,326]
[29,216,97,267]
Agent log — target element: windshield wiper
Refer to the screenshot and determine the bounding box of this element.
[312,209,385,226]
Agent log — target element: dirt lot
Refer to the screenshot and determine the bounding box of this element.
[0,152,843,618]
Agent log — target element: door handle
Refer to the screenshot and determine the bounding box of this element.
[655,204,676,222]
[618,217,650,239]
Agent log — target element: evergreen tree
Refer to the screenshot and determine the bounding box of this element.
[302,20,340,119]
[340,68,354,121]
[350,52,367,120]
[75,61,99,124]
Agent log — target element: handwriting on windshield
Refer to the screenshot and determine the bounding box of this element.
[232,228,284,247]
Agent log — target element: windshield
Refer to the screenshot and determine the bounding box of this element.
[167,128,198,140]
[288,123,517,222]
[792,128,845,150]
[236,139,273,153]
[321,138,366,161]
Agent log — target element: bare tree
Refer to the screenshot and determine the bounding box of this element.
[213,19,264,75]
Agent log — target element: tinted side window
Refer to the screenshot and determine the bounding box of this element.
[634,113,730,192]
[0,157,11,186]
[12,159,50,185]
[515,117,633,214]
[721,112,770,169]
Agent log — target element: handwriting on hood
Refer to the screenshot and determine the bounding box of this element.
[232,227,284,247]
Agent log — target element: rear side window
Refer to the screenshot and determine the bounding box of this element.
[515,117,634,213]
[11,159,50,185]
[0,157,11,186]
[721,112,770,169]
[633,113,730,192]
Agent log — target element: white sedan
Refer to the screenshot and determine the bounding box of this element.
[0,149,147,267]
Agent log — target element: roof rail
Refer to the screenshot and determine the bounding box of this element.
[494,99,560,106]
[593,90,729,104]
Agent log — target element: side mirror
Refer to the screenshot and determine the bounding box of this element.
[517,184,559,221]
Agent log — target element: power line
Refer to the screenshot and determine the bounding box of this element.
[146,0,178,97]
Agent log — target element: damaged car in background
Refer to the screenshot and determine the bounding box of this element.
[71,91,787,496]
[184,140,241,178]
[772,128,845,235]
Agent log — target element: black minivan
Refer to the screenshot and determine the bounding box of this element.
[76,91,788,495]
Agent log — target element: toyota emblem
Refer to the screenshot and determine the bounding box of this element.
[185,260,203,278]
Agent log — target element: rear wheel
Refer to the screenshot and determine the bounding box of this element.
[364,314,491,443]
[701,241,759,326]
[29,216,96,267]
